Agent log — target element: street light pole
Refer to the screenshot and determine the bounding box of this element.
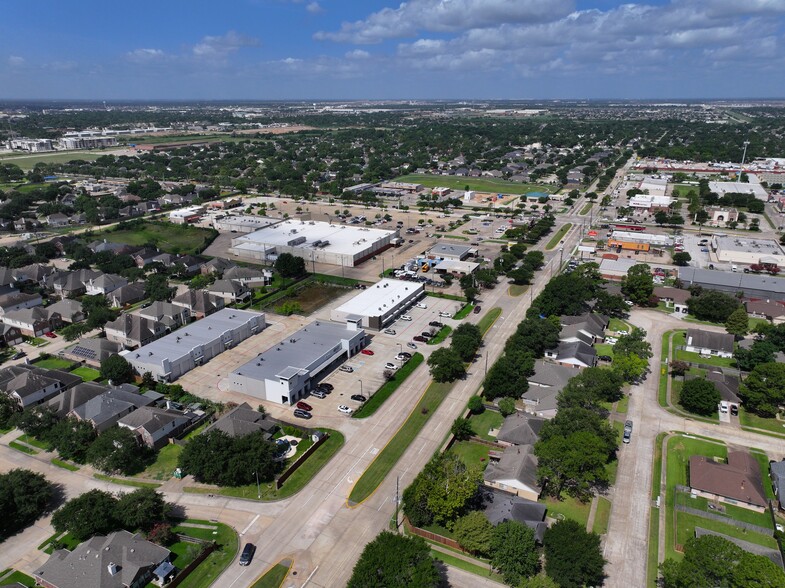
[358,379,364,398]
[255,470,260,499]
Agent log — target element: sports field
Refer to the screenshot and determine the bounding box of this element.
[393,173,554,196]
[0,151,104,170]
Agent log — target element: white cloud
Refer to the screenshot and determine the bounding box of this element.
[306,2,324,14]
[7,55,25,67]
[315,0,574,44]
[193,30,260,58]
[345,49,370,59]
[126,48,165,62]
[45,61,78,71]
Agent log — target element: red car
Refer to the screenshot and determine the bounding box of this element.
[296,401,313,412]
[413,336,427,343]
[361,349,374,356]
[45,332,57,339]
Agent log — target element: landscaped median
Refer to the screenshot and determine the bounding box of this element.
[353,353,424,418]
[347,308,503,506]
[426,325,452,345]
[545,223,571,250]
[251,558,293,588]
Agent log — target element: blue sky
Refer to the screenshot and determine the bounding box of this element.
[1,0,784,100]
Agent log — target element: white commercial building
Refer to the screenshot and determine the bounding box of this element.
[711,235,785,267]
[708,181,768,201]
[229,219,398,267]
[222,321,366,405]
[637,176,670,198]
[609,231,673,247]
[331,278,425,330]
[629,194,675,210]
[213,215,282,233]
[169,206,205,224]
[7,138,54,152]
[121,308,266,383]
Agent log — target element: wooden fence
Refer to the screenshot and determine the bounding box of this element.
[275,432,329,489]
[404,517,463,551]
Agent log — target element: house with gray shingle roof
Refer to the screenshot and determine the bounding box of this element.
[69,387,153,432]
[202,402,277,439]
[544,340,597,369]
[483,445,542,502]
[107,282,147,308]
[684,329,734,358]
[0,365,81,409]
[172,289,224,319]
[118,406,193,449]
[522,360,576,418]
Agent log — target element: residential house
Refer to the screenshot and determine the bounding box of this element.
[132,248,161,268]
[34,530,173,588]
[482,489,548,543]
[172,255,206,276]
[63,337,124,368]
[134,301,190,331]
[496,412,547,447]
[88,240,130,255]
[105,314,166,349]
[654,287,691,316]
[0,323,23,347]
[745,300,785,325]
[207,279,250,304]
[558,313,608,345]
[770,460,785,511]
[13,263,57,287]
[46,381,108,418]
[0,267,16,287]
[0,365,81,409]
[44,213,70,227]
[223,266,272,286]
[118,406,193,449]
[544,340,597,369]
[47,269,102,299]
[86,274,128,296]
[483,445,542,501]
[69,387,153,432]
[684,329,735,359]
[202,402,277,439]
[521,360,576,418]
[689,451,767,510]
[705,370,741,405]
[1,306,61,336]
[45,299,84,323]
[201,257,236,276]
[107,282,147,308]
[0,291,42,316]
[172,289,224,319]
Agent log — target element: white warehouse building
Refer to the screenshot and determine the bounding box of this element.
[120,308,266,382]
[222,321,366,405]
[331,278,425,330]
[228,219,398,267]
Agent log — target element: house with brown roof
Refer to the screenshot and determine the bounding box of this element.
[745,300,785,325]
[654,286,691,315]
[105,314,166,349]
[689,451,767,510]
[172,289,224,319]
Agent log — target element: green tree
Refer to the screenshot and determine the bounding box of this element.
[612,327,652,359]
[459,274,479,302]
[535,430,610,500]
[680,379,721,416]
[687,290,741,323]
[450,417,474,441]
[519,576,560,588]
[0,469,54,540]
[100,354,135,384]
[48,417,97,463]
[559,367,624,406]
[498,397,516,416]
[725,306,750,338]
[491,521,540,586]
[115,488,171,532]
[467,395,484,414]
[734,340,777,371]
[451,323,482,362]
[672,252,692,266]
[0,393,17,430]
[453,511,493,557]
[594,291,628,318]
[740,362,785,417]
[347,532,439,588]
[51,489,119,541]
[621,264,653,305]
[654,210,669,226]
[12,406,58,439]
[274,252,306,278]
[543,519,606,588]
[86,426,154,475]
[427,347,465,383]
[612,353,649,383]
[145,273,173,301]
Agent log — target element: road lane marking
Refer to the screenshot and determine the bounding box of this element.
[240,514,260,535]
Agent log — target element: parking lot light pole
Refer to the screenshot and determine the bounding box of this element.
[358,379,363,398]
[254,470,260,499]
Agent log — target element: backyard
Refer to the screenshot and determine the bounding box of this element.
[449,440,491,470]
[467,409,503,441]
[169,519,239,588]
[672,331,737,369]
[98,221,216,255]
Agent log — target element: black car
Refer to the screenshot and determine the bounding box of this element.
[429,321,443,328]
[319,383,334,391]
[598,355,613,362]
[399,352,412,359]
[293,409,312,419]
[730,404,739,416]
[420,332,433,339]
[351,394,367,402]
[239,543,256,566]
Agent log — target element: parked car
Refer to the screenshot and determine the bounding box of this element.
[406,342,418,349]
[700,247,709,253]
[384,362,398,370]
[623,422,632,444]
[383,329,396,335]
[398,351,412,359]
[598,355,613,362]
[45,332,57,338]
[429,321,443,328]
[400,315,413,321]
[338,405,353,415]
[239,543,256,566]
[296,401,313,411]
[395,354,409,361]
[416,302,427,309]
[719,401,729,414]
[293,409,312,419]
[438,311,452,318]
[420,332,433,339]
[311,389,327,399]
[11,352,25,360]
[730,404,739,416]
[605,337,618,344]
[361,349,374,356]
[473,306,482,314]
[413,336,427,343]
[339,365,354,373]
[319,383,334,391]
[351,394,367,402]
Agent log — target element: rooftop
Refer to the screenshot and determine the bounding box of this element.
[429,243,474,257]
[679,267,785,295]
[714,235,785,256]
[333,278,423,318]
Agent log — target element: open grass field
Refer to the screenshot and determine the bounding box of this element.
[98,221,215,255]
[271,282,347,315]
[468,409,503,441]
[251,562,292,588]
[393,173,554,196]
[353,354,424,419]
[449,440,491,470]
[545,223,572,250]
[0,151,104,170]
[740,408,785,437]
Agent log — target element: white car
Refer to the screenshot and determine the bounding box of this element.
[438,311,452,318]
[416,303,427,309]
[338,405,353,415]
[338,365,354,373]
[383,329,396,335]
[406,342,418,349]
[395,354,408,361]
[719,401,729,414]
[384,362,398,370]
[400,315,413,321]
[605,337,618,344]
[624,300,634,307]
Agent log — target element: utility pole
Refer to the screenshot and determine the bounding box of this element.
[395,475,400,532]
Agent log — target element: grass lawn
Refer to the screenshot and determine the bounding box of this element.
[616,395,629,414]
[468,409,504,441]
[51,458,79,471]
[675,492,772,529]
[141,444,183,480]
[18,434,51,450]
[652,432,666,500]
[542,494,592,527]
[507,284,528,297]
[659,331,672,407]
[185,429,344,500]
[354,354,424,418]
[449,440,491,470]
[251,562,291,588]
[9,441,38,455]
[580,202,594,215]
[39,531,81,554]
[71,366,101,381]
[476,308,502,336]
[271,282,347,315]
[0,151,103,169]
[427,325,452,345]
[392,173,554,196]
[593,497,612,535]
[740,408,785,437]
[594,343,614,359]
[98,221,215,255]
[0,570,36,587]
[672,331,737,368]
[675,510,777,552]
[171,519,238,588]
[32,357,74,370]
[349,380,454,505]
[751,450,776,500]
[429,549,505,583]
[545,223,572,250]
[93,473,162,488]
[453,303,475,320]
[608,318,630,333]
[648,508,660,587]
